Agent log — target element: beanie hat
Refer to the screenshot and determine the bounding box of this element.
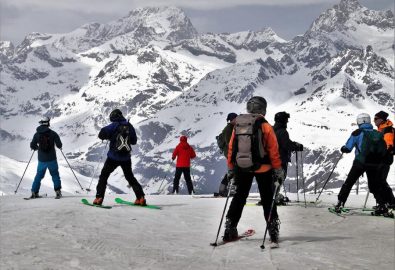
[274,112,290,124]
[226,113,238,122]
[109,109,123,122]
[374,111,389,121]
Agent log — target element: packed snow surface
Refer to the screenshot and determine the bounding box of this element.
[0,192,394,270]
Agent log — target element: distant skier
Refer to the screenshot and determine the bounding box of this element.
[224,96,284,246]
[373,111,395,209]
[30,117,63,199]
[257,111,303,205]
[93,109,146,206]
[216,113,237,197]
[171,135,196,194]
[336,113,390,216]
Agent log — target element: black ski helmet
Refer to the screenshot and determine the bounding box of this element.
[274,112,290,124]
[246,96,267,115]
[109,109,123,122]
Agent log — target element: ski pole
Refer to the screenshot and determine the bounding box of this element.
[301,151,307,208]
[363,191,370,209]
[260,182,280,250]
[210,176,234,247]
[296,151,299,202]
[157,159,172,194]
[15,150,36,194]
[314,152,343,203]
[86,141,108,192]
[60,149,84,191]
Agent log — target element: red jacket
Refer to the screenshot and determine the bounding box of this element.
[172,136,196,167]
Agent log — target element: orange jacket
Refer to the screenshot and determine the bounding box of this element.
[227,120,282,173]
[378,119,394,150]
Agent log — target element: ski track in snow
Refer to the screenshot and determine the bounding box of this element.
[0,193,394,270]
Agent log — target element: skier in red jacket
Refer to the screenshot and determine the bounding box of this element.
[171,136,197,194]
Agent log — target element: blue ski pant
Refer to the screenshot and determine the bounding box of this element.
[32,160,61,193]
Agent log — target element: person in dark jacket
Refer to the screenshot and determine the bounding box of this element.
[256,112,302,205]
[373,111,395,208]
[273,112,303,175]
[336,113,390,216]
[93,109,146,206]
[30,117,63,199]
[171,136,197,194]
[217,113,238,196]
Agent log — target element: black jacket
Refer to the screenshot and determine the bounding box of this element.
[221,122,235,158]
[273,122,299,167]
[30,125,62,162]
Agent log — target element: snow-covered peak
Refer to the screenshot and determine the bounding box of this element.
[43,6,198,53]
[309,0,393,33]
[0,41,14,62]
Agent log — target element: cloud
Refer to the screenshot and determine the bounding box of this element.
[2,0,335,13]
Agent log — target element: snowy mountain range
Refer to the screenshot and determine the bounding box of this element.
[0,0,394,195]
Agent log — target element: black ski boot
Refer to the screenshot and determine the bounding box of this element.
[334,201,344,213]
[373,204,391,216]
[55,190,62,199]
[269,218,280,243]
[223,219,238,242]
[29,192,40,199]
[275,193,287,206]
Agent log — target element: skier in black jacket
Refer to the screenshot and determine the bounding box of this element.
[273,112,303,174]
[217,113,237,196]
[257,112,303,205]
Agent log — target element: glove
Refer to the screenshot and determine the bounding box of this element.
[340,146,351,153]
[272,168,285,187]
[295,143,304,152]
[227,169,235,180]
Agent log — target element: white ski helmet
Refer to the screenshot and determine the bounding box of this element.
[39,116,50,126]
[356,113,370,126]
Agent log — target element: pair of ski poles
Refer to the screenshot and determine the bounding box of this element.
[209,174,281,250]
[294,150,307,207]
[14,149,84,194]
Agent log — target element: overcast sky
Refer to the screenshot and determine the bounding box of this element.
[0,0,393,45]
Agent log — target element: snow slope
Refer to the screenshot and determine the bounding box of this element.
[0,193,394,270]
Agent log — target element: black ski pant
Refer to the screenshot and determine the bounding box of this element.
[96,157,144,199]
[173,167,194,194]
[379,164,395,205]
[338,160,385,205]
[226,170,277,227]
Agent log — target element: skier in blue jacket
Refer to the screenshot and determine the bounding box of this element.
[30,117,63,199]
[93,109,145,206]
[336,113,390,216]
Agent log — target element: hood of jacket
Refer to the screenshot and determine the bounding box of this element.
[36,125,50,133]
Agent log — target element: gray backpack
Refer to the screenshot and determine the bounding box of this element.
[230,114,269,171]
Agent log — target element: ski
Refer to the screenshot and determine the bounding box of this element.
[81,198,112,209]
[23,193,48,200]
[115,198,161,210]
[328,207,346,218]
[328,207,394,219]
[210,229,255,247]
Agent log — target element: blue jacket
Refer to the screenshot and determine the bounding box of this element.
[98,117,137,161]
[343,123,374,158]
[30,125,62,162]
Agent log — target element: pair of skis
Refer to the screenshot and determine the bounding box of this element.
[81,197,161,210]
[328,207,394,219]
